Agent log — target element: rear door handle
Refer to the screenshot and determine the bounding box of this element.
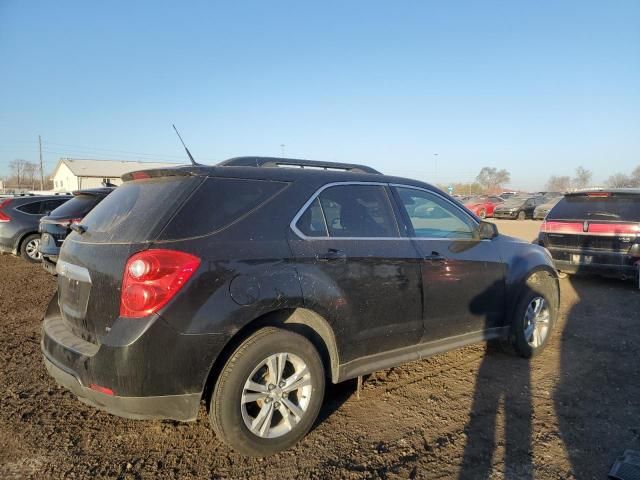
[316,248,347,261]
[424,251,445,263]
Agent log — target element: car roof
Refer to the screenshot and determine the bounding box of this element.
[566,188,640,196]
[123,156,439,191]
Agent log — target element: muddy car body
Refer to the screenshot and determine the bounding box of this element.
[42,157,559,455]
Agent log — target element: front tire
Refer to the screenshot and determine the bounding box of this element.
[20,234,42,263]
[510,271,558,358]
[209,327,325,456]
[517,211,526,221]
[478,209,486,219]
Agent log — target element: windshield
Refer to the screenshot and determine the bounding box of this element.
[547,194,640,221]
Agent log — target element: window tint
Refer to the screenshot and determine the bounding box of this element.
[547,195,640,222]
[296,197,328,237]
[315,185,398,238]
[42,199,69,214]
[82,176,199,242]
[16,201,42,214]
[160,177,288,239]
[395,187,476,239]
[49,194,101,218]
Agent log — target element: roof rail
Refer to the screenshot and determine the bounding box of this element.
[217,156,381,174]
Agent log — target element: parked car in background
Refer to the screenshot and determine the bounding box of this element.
[0,195,71,262]
[42,157,559,456]
[493,196,545,220]
[533,196,563,220]
[39,187,115,274]
[463,195,504,219]
[537,189,640,280]
[500,191,518,200]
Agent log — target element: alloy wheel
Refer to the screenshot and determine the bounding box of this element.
[241,352,313,439]
[524,296,550,348]
[25,238,42,261]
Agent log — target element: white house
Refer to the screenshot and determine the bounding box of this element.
[51,158,182,192]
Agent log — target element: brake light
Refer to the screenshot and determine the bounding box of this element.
[0,199,12,222]
[120,249,200,318]
[588,223,640,235]
[540,221,583,234]
[587,192,610,198]
[89,384,114,396]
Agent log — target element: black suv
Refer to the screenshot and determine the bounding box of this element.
[537,189,640,280]
[493,195,545,220]
[39,187,115,274]
[42,157,559,456]
[0,195,71,262]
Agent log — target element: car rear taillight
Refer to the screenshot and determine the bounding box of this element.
[120,249,200,318]
[540,221,583,234]
[0,199,12,222]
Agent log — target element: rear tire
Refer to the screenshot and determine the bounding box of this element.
[209,327,325,456]
[517,211,526,221]
[478,209,486,219]
[510,271,558,358]
[20,234,42,263]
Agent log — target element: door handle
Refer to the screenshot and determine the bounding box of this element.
[316,248,347,261]
[424,251,445,263]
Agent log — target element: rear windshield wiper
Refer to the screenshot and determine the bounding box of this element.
[587,212,620,219]
[70,223,87,234]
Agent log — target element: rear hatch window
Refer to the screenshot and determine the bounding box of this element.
[548,194,640,221]
[49,194,102,219]
[79,176,201,243]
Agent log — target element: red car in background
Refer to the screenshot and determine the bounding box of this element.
[463,195,504,219]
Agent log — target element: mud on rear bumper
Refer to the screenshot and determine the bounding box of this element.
[43,353,200,421]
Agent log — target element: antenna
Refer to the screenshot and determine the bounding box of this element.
[172,124,199,166]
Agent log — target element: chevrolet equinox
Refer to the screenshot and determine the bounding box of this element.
[42,157,559,456]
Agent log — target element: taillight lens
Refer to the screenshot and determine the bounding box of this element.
[0,199,12,222]
[120,249,200,318]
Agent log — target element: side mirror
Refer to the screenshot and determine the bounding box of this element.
[478,221,498,240]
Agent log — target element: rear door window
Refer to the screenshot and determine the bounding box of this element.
[49,194,101,219]
[317,184,398,238]
[547,195,640,221]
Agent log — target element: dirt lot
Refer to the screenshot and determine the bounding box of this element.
[1,221,640,479]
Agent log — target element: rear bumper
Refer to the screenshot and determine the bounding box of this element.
[494,211,518,219]
[41,293,228,422]
[42,256,58,275]
[43,354,201,421]
[553,260,638,279]
[548,247,639,279]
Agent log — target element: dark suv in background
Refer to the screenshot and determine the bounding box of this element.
[493,195,545,220]
[42,157,559,456]
[537,189,640,281]
[39,187,115,274]
[0,195,71,262]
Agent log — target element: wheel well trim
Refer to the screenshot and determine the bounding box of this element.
[201,307,340,406]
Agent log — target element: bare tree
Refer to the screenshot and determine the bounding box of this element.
[573,166,592,190]
[631,165,640,187]
[546,175,571,192]
[9,159,29,187]
[23,162,37,189]
[606,173,633,188]
[475,167,511,193]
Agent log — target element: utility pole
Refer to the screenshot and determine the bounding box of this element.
[280,144,286,157]
[38,135,44,190]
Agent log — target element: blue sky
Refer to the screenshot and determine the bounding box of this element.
[1,1,639,190]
